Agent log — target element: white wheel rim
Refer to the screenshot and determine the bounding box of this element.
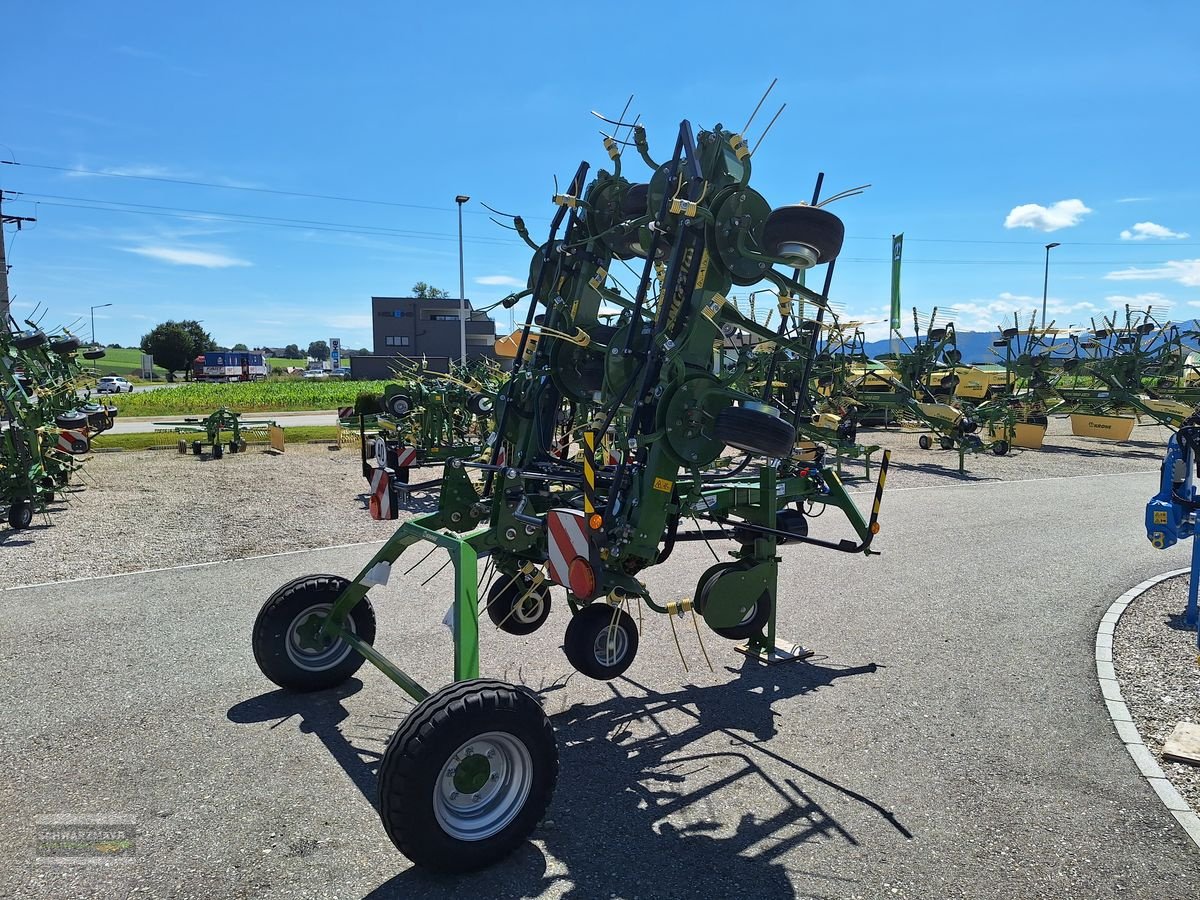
[512,588,545,625]
[433,731,533,841]
[285,603,355,671]
[593,622,628,666]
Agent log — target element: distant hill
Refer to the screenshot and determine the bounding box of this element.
[861,331,1007,365]
[862,319,1200,365]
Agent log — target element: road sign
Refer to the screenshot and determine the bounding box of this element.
[330,337,341,370]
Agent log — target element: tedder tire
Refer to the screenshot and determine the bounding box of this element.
[378,679,558,873]
[939,436,955,451]
[192,441,203,456]
[918,434,932,450]
[992,440,1010,456]
[252,574,376,691]
[562,604,639,680]
[485,573,552,636]
[8,499,33,530]
[696,565,772,641]
[761,205,845,265]
[212,442,224,460]
[713,406,795,458]
[386,393,413,418]
[178,439,188,454]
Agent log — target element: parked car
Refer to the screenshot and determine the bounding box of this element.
[302,370,329,379]
[96,376,134,393]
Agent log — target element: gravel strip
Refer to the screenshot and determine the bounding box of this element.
[1113,574,1200,815]
[0,415,1170,588]
[0,444,437,589]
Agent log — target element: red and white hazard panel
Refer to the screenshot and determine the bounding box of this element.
[368,467,396,520]
[545,508,599,599]
[394,446,418,469]
[58,429,90,455]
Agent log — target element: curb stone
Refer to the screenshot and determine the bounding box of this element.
[1100,568,1200,849]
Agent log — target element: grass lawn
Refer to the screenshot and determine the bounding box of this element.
[105,379,390,416]
[91,425,342,451]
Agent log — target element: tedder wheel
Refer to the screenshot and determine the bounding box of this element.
[228,441,239,454]
[212,442,224,460]
[8,499,33,531]
[562,604,639,680]
[713,406,796,458]
[192,440,203,456]
[761,205,845,267]
[177,439,188,454]
[466,393,494,417]
[992,440,1010,456]
[918,434,932,450]
[696,565,772,640]
[938,436,955,451]
[378,678,557,872]
[252,574,376,691]
[386,393,413,418]
[485,573,552,636]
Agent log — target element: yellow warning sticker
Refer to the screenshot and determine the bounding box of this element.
[700,293,727,321]
[652,477,673,493]
[1153,510,1168,524]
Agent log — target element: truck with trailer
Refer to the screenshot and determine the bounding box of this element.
[191,351,269,382]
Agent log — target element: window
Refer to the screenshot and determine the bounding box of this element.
[466,335,494,346]
[428,314,459,321]
[384,336,411,347]
[375,310,406,318]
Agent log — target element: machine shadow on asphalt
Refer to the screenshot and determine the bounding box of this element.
[232,658,911,899]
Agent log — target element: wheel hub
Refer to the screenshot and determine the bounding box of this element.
[285,603,354,671]
[593,622,628,665]
[434,732,534,841]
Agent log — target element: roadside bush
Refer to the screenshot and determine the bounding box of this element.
[355,391,383,414]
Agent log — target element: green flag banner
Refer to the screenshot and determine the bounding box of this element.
[890,233,904,332]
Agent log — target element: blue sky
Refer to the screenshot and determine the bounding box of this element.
[3,1,1198,350]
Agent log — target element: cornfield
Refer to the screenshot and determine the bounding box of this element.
[107,380,393,416]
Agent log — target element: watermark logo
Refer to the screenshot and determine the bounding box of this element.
[35,815,135,865]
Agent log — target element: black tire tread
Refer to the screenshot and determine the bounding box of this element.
[252,574,376,691]
[378,679,557,872]
[562,605,639,680]
[713,406,795,458]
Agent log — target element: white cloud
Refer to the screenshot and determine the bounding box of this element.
[1104,259,1200,287]
[475,274,524,287]
[1119,221,1190,240]
[123,246,251,268]
[1003,199,1092,232]
[1116,197,1150,203]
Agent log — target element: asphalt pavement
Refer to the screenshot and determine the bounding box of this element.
[2,470,1198,899]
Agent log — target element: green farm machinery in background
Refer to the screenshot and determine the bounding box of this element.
[252,112,889,871]
[1,310,112,530]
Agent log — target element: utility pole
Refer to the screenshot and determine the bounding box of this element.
[0,192,37,327]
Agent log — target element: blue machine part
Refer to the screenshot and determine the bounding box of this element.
[1146,428,1199,550]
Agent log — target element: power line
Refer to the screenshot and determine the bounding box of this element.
[4,159,1196,248]
[10,195,518,248]
[0,159,486,215]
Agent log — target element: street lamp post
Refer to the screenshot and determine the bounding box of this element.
[455,194,470,367]
[89,302,112,376]
[1041,242,1060,329]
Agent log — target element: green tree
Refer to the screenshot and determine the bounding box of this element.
[356,347,370,356]
[232,342,249,351]
[139,319,214,381]
[411,281,450,299]
[283,344,301,358]
[308,340,329,361]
